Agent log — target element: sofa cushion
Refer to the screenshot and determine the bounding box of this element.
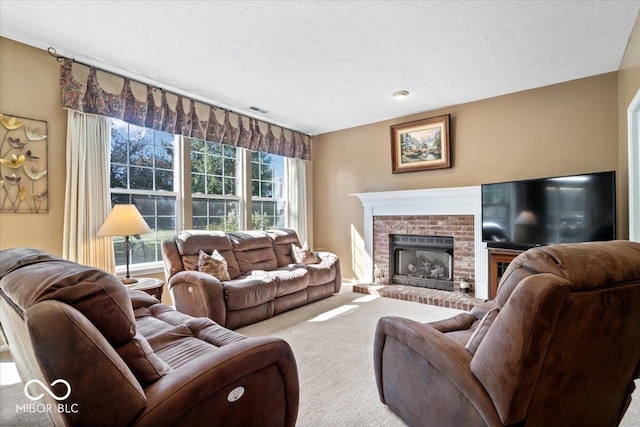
[291,242,320,265]
[174,230,241,279]
[229,231,278,274]
[268,229,300,266]
[198,250,231,281]
[223,274,277,310]
[0,250,171,385]
[270,267,310,297]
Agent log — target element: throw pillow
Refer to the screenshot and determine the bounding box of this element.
[291,242,320,265]
[198,250,231,281]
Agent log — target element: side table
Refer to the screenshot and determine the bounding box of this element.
[124,277,164,301]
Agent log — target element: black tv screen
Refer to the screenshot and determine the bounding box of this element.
[482,171,616,249]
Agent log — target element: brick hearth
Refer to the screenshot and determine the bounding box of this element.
[352,283,484,311]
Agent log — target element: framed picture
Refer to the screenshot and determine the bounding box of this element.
[390,114,450,173]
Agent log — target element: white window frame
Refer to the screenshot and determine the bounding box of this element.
[108,119,296,275]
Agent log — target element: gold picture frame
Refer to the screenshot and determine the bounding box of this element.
[391,114,450,173]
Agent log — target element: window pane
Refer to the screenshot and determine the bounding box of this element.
[131,144,154,167]
[110,164,127,189]
[191,152,205,173]
[209,154,223,175]
[192,199,207,216]
[155,169,174,192]
[209,200,225,216]
[224,177,237,195]
[155,144,173,169]
[129,167,154,190]
[157,195,175,216]
[110,138,127,165]
[207,176,223,195]
[208,141,222,156]
[191,138,205,152]
[193,217,208,230]
[192,174,205,193]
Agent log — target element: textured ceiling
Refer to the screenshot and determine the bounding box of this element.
[1,1,639,135]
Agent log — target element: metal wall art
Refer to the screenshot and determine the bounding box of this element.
[0,114,48,213]
[391,114,451,173]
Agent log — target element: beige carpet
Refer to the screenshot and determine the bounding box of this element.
[1,285,639,426]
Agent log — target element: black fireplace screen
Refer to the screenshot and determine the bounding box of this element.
[390,234,454,291]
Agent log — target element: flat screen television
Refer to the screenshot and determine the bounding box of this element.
[482,171,616,250]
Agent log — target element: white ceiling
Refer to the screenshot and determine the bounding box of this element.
[1,1,639,135]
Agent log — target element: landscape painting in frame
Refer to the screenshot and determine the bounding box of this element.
[391,114,450,173]
[0,113,48,213]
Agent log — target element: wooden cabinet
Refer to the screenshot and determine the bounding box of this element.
[488,248,522,299]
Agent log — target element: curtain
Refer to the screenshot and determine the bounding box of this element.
[63,110,115,272]
[287,157,308,244]
[59,58,312,160]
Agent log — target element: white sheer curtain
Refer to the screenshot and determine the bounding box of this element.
[63,110,115,272]
[286,158,308,244]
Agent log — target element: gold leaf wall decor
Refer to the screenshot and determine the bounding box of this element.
[0,114,48,213]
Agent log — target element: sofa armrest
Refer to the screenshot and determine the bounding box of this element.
[133,336,299,427]
[374,316,502,427]
[168,271,227,326]
[314,251,342,292]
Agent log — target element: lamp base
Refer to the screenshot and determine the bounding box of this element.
[120,277,139,285]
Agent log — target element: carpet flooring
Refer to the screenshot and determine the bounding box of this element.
[1,284,639,426]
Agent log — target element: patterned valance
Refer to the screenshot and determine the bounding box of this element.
[59,58,312,160]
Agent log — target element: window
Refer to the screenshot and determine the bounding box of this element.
[191,139,240,231]
[109,119,297,271]
[251,151,286,229]
[109,119,179,266]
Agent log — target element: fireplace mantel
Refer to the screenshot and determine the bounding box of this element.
[352,186,489,299]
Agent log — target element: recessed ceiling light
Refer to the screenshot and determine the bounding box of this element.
[392,90,410,99]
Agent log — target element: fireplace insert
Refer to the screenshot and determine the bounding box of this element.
[390,234,454,291]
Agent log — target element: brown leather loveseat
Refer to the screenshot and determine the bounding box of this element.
[0,248,299,427]
[374,240,640,426]
[162,229,341,329]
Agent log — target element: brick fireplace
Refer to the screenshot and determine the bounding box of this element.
[352,186,489,300]
[375,215,475,292]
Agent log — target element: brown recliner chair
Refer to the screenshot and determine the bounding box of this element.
[374,240,640,427]
[0,248,299,427]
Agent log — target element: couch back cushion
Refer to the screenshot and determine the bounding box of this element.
[172,230,241,279]
[0,248,170,386]
[267,229,301,266]
[229,231,278,273]
[496,240,640,307]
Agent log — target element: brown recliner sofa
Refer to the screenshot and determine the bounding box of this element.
[162,229,341,329]
[374,240,640,427]
[0,248,299,427]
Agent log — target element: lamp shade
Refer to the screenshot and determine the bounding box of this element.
[98,204,152,236]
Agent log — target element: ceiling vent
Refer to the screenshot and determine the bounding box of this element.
[249,106,269,114]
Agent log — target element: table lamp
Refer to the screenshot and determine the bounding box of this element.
[98,204,151,284]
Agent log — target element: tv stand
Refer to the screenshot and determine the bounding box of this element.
[488,248,523,299]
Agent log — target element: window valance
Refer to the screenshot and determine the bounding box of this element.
[59,58,312,160]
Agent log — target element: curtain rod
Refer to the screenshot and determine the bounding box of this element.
[47,47,312,137]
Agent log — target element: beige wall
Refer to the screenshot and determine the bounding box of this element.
[313,73,621,280]
[618,12,640,240]
[0,38,67,255]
